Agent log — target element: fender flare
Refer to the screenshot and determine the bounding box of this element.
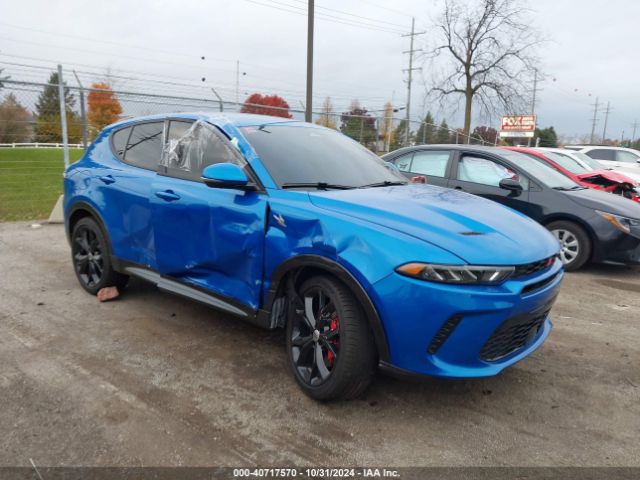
[66,201,109,245]
[262,254,390,362]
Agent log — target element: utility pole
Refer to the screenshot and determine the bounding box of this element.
[631,120,638,144]
[235,60,240,106]
[57,64,70,169]
[602,101,612,143]
[589,97,599,145]
[402,17,425,146]
[528,69,541,147]
[305,0,314,122]
[72,70,88,149]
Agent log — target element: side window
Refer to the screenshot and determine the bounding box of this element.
[409,151,450,177]
[586,149,615,161]
[111,127,131,160]
[458,155,529,189]
[124,122,164,170]
[394,153,413,172]
[616,151,640,164]
[160,121,245,182]
[167,120,193,143]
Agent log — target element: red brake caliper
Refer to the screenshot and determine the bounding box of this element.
[327,314,340,365]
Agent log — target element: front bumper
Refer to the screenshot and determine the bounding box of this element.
[370,258,563,378]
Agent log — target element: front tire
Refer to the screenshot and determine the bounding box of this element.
[547,220,591,271]
[71,217,129,295]
[286,275,376,401]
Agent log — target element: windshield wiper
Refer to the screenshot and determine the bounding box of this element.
[359,180,408,188]
[281,182,357,190]
[553,185,587,191]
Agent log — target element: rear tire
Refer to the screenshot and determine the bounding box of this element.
[286,275,376,401]
[547,220,591,271]
[71,217,129,295]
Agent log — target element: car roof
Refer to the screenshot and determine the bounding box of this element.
[566,145,640,153]
[107,112,300,130]
[384,144,504,157]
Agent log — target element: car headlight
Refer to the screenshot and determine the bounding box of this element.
[396,263,514,284]
[596,210,640,237]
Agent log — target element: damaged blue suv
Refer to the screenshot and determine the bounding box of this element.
[64,113,563,400]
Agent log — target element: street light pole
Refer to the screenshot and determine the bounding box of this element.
[305,0,314,122]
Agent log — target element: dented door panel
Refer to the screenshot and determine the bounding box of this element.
[151,174,267,310]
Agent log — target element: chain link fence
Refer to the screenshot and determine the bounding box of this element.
[0,75,495,221]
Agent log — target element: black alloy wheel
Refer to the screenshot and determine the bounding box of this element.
[70,217,129,295]
[286,275,376,401]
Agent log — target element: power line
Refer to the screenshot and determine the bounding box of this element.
[285,0,407,28]
[241,0,404,34]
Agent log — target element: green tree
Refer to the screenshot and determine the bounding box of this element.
[435,119,452,144]
[34,71,81,143]
[340,100,377,149]
[535,126,558,147]
[415,112,437,144]
[0,93,32,143]
[390,119,413,150]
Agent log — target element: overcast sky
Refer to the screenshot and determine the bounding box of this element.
[1,0,638,140]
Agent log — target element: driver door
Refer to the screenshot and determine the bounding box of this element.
[151,120,267,310]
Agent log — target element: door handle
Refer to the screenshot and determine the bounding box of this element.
[454,186,463,190]
[155,190,181,202]
[98,175,115,185]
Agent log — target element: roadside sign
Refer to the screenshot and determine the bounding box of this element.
[500,115,536,137]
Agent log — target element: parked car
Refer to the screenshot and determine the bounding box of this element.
[504,146,639,202]
[65,113,564,400]
[565,146,640,180]
[383,145,640,271]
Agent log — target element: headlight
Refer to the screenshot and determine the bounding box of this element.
[396,263,514,284]
[596,210,640,237]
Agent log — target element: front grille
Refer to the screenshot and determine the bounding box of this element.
[480,313,547,362]
[513,256,556,278]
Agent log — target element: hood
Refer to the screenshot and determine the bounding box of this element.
[577,169,638,186]
[564,187,640,218]
[309,184,559,265]
[607,166,640,183]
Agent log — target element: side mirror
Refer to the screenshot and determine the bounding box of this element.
[201,163,256,191]
[499,178,523,192]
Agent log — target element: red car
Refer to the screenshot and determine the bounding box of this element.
[504,147,640,202]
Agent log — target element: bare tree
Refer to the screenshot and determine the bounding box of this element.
[315,97,337,129]
[426,0,542,141]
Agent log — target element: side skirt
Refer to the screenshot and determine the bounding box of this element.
[112,258,273,329]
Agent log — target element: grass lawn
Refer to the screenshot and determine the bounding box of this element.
[0,148,84,221]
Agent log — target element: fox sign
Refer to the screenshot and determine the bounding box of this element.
[500,115,536,137]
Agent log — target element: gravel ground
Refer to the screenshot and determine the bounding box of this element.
[0,221,639,467]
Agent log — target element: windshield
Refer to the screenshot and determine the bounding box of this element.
[540,151,589,174]
[567,151,605,170]
[499,151,581,189]
[241,124,406,188]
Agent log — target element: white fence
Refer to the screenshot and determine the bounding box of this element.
[0,143,84,149]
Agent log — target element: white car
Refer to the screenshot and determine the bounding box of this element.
[564,146,640,181]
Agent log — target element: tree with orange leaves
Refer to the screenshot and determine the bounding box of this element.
[87,82,123,135]
[240,93,292,118]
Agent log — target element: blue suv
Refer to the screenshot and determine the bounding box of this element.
[64,113,564,400]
